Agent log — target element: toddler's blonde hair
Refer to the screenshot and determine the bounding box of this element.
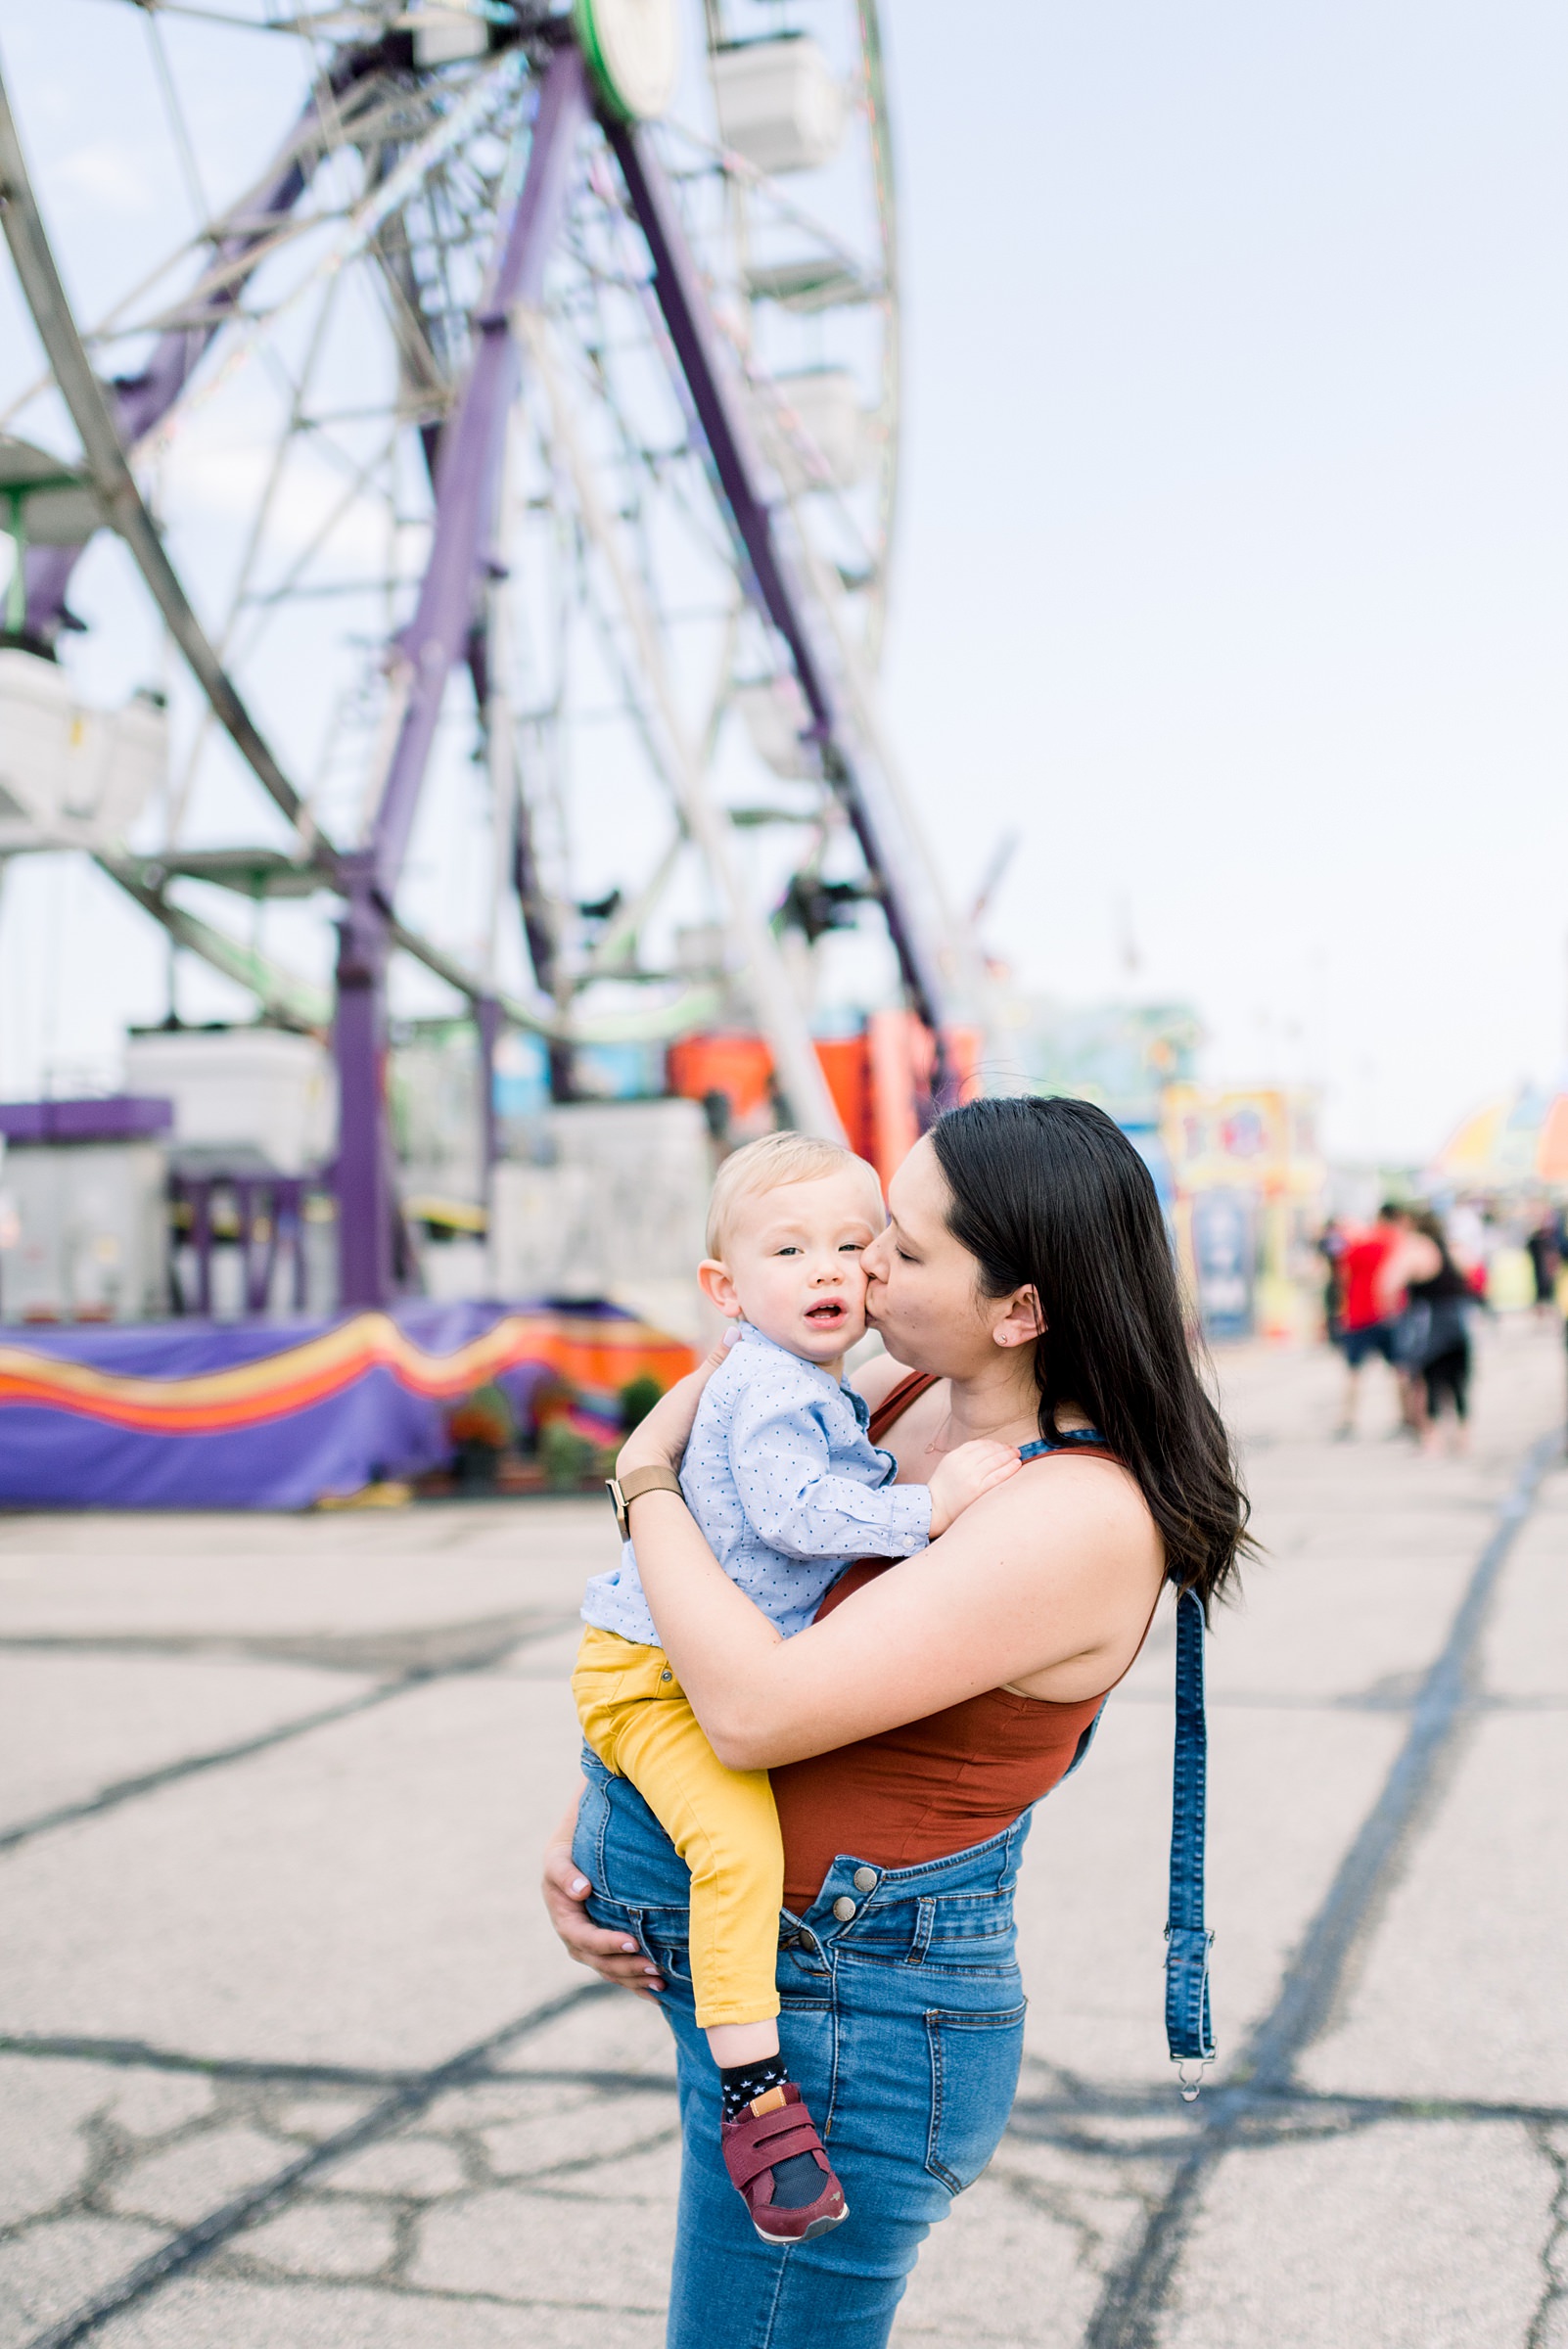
[705,1129,883,1259]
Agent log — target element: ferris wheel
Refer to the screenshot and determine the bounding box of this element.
[0,0,980,1306]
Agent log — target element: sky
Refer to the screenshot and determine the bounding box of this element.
[880,1,1568,1160]
[2,1,1567,1162]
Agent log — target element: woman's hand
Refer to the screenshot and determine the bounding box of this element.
[616,1336,730,1480]
[541,1790,666,1999]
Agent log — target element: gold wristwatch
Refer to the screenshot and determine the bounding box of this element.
[606,1464,685,1541]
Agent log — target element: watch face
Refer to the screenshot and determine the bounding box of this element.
[573,0,679,122]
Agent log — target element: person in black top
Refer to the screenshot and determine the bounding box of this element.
[1526,1210,1559,1320]
[1404,1211,1474,1455]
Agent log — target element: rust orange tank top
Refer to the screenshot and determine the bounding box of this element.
[771,1370,1151,1912]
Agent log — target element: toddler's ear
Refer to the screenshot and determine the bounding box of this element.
[698,1257,744,1318]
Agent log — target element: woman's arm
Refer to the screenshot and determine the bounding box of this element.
[624,1460,1162,1772]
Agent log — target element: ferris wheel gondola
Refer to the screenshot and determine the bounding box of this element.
[0,0,979,1305]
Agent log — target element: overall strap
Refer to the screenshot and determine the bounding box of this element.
[1019,1433,1216,2089]
[1017,1426,1108,1460]
[1165,1586,1216,2096]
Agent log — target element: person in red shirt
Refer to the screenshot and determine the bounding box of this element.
[1334,1203,1404,1438]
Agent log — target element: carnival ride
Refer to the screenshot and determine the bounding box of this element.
[0,0,984,1315]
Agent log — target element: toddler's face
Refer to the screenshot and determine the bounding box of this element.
[703,1170,885,1367]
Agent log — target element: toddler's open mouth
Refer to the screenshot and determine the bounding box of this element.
[805,1300,847,1325]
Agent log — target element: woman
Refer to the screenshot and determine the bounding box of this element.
[1397,1209,1476,1455]
[542,1095,1249,2345]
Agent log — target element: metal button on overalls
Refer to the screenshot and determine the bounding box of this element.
[853,1865,877,1893]
[831,1895,856,1921]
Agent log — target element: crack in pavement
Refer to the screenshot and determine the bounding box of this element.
[0,2033,432,2090]
[1526,2122,1568,2349]
[0,2036,682,2105]
[7,2033,1555,2141]
[1007,2082,1568,2137]
[1008,2097,1568,2170]
[1081,1427,1563,2349]
[8,1431,1559,2340]
[0,1610,580,1855]
[0,1605,579,1677]
[21,1981,615,2349]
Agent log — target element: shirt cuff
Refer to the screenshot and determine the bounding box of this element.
[872,1483,932,1551]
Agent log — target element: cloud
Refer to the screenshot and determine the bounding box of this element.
[166,434,402,576]
[52,142,161,217]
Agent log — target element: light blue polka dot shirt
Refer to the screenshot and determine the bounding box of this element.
[581,1323,934,1647]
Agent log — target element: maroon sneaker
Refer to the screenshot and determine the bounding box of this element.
[720,2083,848,2244]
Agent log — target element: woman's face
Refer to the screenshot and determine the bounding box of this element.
[863,1135,1022,1378]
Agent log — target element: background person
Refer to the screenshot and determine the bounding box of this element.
[1381,1207,1444,1435]
[1526,1207,1560,1321]
[1445,1197,1493,1301]
[1333,1203,1405,1438]
[1315,1217,1348,1346]
[541,1095,1251,2349]
[1398,1209,1476,1455]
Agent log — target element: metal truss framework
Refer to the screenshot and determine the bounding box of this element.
[0,12,959,1308]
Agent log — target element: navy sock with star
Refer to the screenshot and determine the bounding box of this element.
[718,2060,823,2208]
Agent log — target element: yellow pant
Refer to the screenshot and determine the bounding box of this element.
[573,1625,782,2029]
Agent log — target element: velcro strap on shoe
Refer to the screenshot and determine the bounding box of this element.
[723,2118,824,2192]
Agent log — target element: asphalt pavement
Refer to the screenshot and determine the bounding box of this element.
[0,1316,1564,2349]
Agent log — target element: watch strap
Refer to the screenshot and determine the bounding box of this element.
[607,1463,684,1540]
[620,1465,685,1506]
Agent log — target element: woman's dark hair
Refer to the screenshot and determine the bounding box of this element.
[1411,1207,1456,1266]
[931,1093,1251,1610]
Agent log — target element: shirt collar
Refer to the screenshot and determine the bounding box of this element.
[734,1321,849,1397]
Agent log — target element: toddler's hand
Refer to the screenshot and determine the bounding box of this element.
[927,1439,1023,1538]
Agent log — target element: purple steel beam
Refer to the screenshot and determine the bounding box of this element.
[0,1096,171,1144]
[169,1172,306,1318]
[368,45,588,900]
[335,45,587,1307]
[333,864,395,1307]
[608,123,953,1046]
[190,1180,213,1316]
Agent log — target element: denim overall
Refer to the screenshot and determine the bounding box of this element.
[574,1429,1214,2349]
